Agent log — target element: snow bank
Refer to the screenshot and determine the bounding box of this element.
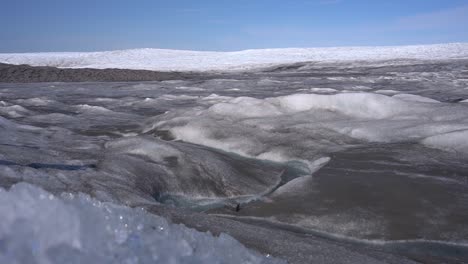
[0,183,283,264]
[1,43,467,72]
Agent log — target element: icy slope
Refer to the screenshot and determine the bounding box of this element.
[1,43,468,71]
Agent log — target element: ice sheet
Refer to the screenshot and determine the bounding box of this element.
[1,43,467,72]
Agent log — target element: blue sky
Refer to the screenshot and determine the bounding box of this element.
[1,0,468,52]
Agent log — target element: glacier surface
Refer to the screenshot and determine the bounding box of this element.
[2,50,468,263]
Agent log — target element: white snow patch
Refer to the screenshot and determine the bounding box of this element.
[374,90,399,95]
[309,88,338,93]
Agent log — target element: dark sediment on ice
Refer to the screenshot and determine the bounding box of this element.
[0,63,199,83]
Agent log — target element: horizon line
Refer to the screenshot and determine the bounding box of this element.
[1,42,467,55]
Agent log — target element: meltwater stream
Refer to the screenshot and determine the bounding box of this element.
[1,59,468,263]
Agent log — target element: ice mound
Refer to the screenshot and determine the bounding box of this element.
[148,92,468,161]
[0,104,33,118]
[14,97,55,107]
[100,136,299,208]
[375,90,399,95]
[202,92,433,120]
[209,96,284,118]
[0,115,303,209]
[76,104,114,113]
[1,43,467,71]
[309,88,338,94]
[0,183,283,264]
[270,93,415,119]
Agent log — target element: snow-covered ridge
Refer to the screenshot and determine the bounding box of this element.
[1,43,468,72]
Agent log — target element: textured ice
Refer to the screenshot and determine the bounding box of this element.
[149,92,468,163]
[392,93,440,103]
[309,88,338,94]
[422,130,468,153]
[2,59,468,263]
[0,104,32,118]
[375,90,399,95]
[0,116,293,208]
[1,43,468,71]
[99,136,303,208]
[14,97,55,106]
[0,183,283,264]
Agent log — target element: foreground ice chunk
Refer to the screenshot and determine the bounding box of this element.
[0,183,283,264]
